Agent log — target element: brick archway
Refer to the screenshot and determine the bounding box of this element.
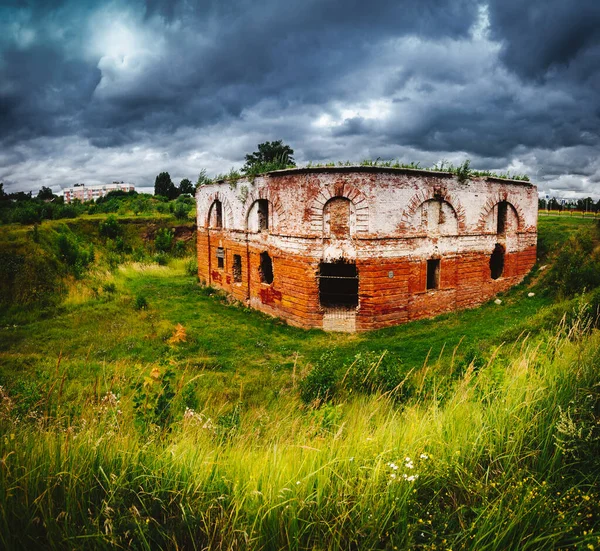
[476,192,526,232]
[309,183,369,234]
[399,186,466,233]
[243,187,285,230]
[202,191,234,228]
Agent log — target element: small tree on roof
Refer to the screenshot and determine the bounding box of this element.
[242,140,295,175]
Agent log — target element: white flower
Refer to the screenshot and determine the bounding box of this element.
[420,453,429,460]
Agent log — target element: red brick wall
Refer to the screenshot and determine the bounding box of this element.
[197,229,537,331]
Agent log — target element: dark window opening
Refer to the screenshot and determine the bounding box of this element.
[318,261,358,308]
[490,244,505,280]
[216,247,225,269]
[259,252,273,284]
[233,254,242,282]
[426,259,440,290]
[497,201,507,235]
[212,200,223,228]
[258,199,269,231]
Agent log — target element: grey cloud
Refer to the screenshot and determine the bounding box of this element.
[0,0,599,201]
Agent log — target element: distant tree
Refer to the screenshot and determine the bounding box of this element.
[179,178,194,195]
[37,186,55,200]
[0,183,6,200]
[242,140,295,174]
[9,191,32,201]
[154,172,178,200]
[538,198,547,210]
[548,197,561,211]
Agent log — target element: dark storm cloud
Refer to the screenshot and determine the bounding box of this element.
[0,0,599,199]
[0,0,480,145]
[487,0,600,79]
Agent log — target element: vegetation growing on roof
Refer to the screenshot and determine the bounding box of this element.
[200,157,530,185]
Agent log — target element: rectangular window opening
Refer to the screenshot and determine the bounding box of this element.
[232,254,242,282]
[318,261,358,308]
[216,247,225,269]
[426,259,440,290]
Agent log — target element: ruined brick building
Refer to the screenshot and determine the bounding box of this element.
[196,167,537,331]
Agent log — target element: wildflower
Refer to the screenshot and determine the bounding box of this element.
[420,453,429,460]
[388,462,399,471]
[296,481,301,485]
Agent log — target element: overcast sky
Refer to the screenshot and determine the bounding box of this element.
[1,0,599,199]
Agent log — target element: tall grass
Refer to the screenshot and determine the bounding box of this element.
[1,313,599,549]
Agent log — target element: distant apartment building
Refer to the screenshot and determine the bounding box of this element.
[63,182,135,203]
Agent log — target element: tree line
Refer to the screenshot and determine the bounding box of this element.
[539,197,599,212]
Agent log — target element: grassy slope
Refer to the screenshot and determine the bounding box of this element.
[0,215,599,549]
[0,217,588,399]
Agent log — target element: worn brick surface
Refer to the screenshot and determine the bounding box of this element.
[196,167,537,331]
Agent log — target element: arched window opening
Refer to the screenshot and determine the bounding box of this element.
[324,197,353,237]
[426,259,440,290]
[209,200,223,228]
[247,200,271,232]
[497,201,507,235]
[318,261,359,308]
[259,252,274,284]
[258,199,269,231]
[413,199,458,235]
[490,244,505,280]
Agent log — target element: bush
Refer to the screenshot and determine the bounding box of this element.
[155,228,174,253]
[102,282,116,295]
[173,202,189,220]
[55,231,94,278]
[299,351,340,404]
[544,229,600,297]
[174,240,187,257]
[300,350,408,405]
[132,367,176,431]
[99,215,120,239]
[134,294,148,310]
[185,258,198,277]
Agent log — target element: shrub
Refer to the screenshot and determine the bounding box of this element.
[99,215,120,239]
[299,351,340,404]
[154,253,169,266]
[155,228,174,252]
[343,351,406,396]
[134,294,148,310]
[174,240,187,257]
[132,367,176,431]
[185,258,198,277]
[102,282,116,295]
[544,229,600,297]
[173,201,189,220]
[55,232,94,278]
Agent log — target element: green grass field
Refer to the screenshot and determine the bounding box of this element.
[0,215,599,549]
